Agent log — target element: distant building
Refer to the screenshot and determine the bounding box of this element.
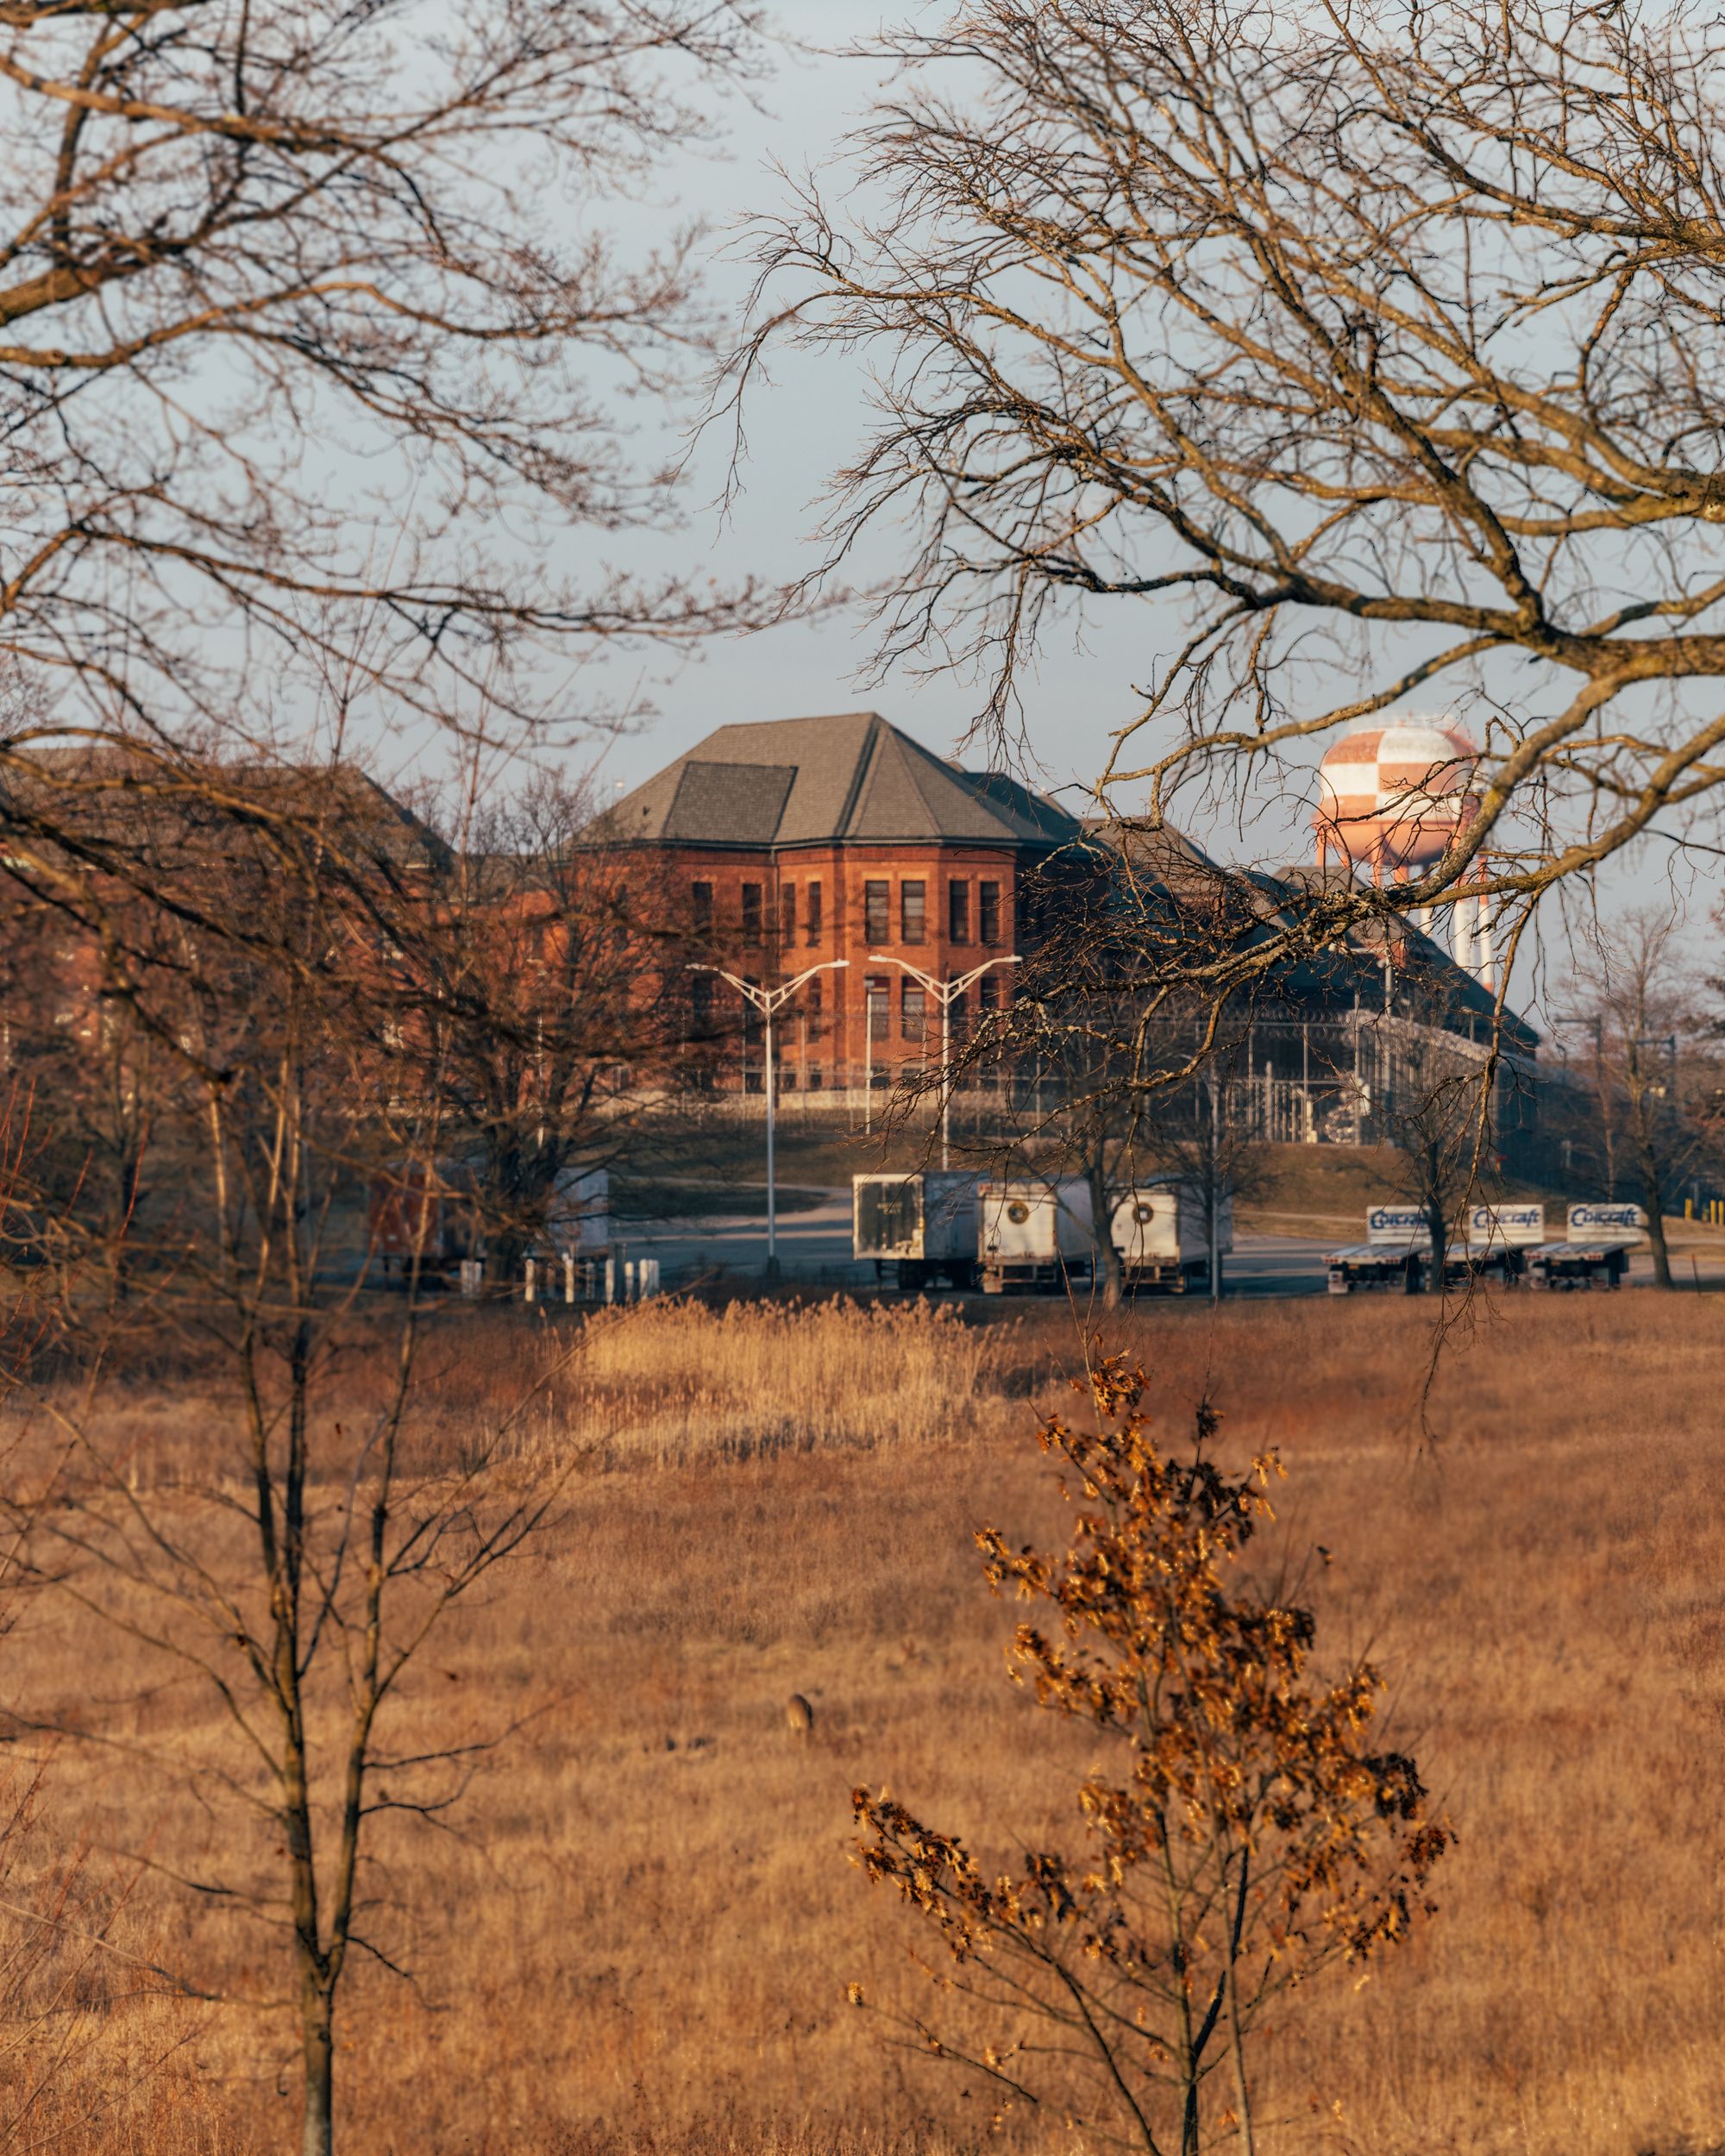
[587,710,1539,1137]
[591,711,1082,1093]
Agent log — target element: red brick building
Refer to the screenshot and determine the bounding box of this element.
[595,711,1083,1094]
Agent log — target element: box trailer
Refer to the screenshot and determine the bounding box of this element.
[1528,1203,1645,1289]
[978,1177,1095,1294]
[852,1173,981,1290]
[1109,1185,1232,1293]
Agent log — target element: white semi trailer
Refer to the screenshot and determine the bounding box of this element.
[1457,1203,1546,1284]
[1328,1200,1549,1294]
[1326,1204,1428,1294]
[1528,1204,1646,1288]
[978,1177,1095,1294]
[1109,1185,1232,1294]
[852,1173,981,1290]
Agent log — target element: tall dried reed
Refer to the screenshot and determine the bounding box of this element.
[527,1296,1006,1468]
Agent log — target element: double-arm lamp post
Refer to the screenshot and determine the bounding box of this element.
[864,953,1020,1169]
[687,960,848,1277]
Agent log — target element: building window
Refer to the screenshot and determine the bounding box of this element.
[979,881,1001,946]
[780,883,796,946]
[806,879,822,944]
[741,882,762,944]
[807,1065,824,1089]
[864,880,889,945]
[866,975,889,1042]
[743,986,762,1045]
[692,881,713,934]
[690,975,715,1036]
[948,880,970,943]
[901,880,926,943]
[901,980,925,1040]
[806,976,824,1040]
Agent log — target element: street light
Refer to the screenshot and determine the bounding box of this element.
[687,959,848,1277]
[1634,1031,1678,1099]
[864,952,1020,1169]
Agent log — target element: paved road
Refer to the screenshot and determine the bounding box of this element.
[616,1188,1336,1297]
[613,1189,1725,1300]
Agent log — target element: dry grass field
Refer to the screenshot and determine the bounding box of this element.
[3,1288,1725,2154]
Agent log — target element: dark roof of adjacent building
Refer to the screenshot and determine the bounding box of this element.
[0,744,451,876]
[591,711,1083,849]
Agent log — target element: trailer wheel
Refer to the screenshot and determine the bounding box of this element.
[897,1260,925,1294]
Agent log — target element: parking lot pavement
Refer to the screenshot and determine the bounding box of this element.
[612,1188,875,1288]
[615,1190,1338,1297]
[610,1197,1725,1300]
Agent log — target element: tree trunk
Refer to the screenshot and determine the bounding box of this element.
[301,1985,334,2156]
[1085,1159,1122,1308]
[1632,1116,1672,1288]
[1427,1204,1447,1295]
[1644,1185,1673,1287]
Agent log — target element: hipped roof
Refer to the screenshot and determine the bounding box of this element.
[593,711,1082,849]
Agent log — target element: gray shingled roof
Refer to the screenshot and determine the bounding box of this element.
[593,711,1082,849]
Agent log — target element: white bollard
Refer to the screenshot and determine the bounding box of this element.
[642,1257,660,1299]
[563,1254,575,1305]
[604,1257,615,1306]
[524,1257,536,1305]
[459,1258,481,1299]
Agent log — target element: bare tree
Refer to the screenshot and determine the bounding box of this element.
[1374,1000,1497,1294]
[0,0,771,1003]
[3,776,572,2156]
[896,833,1283,1304]
[1577,910,1709,1288]
[743,0,1725,1004]
[388,767,701,1280]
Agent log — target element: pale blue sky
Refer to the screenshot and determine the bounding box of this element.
[544,3,1716,981]
[574,5,1193,824]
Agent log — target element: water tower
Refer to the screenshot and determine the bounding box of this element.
[1313,718,1493,987]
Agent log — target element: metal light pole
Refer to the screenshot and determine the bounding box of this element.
[687,960,848,1277]
[865,953,1021,1169]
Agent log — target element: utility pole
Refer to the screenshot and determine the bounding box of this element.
[687,961,848,1278]
[864,953,1020,1168]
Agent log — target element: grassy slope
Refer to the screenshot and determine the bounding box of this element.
[22,1293,1725,2156]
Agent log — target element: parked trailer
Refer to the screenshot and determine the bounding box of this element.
[1456,1203,1547,1285]
[1328,1201,1548,1294]
[852,1173,981,1290]
[979,1177,1095,1294]
[1327,1205,1428,1294]
[1528,1204,1647,1290]
[1110,1184,1232,1293]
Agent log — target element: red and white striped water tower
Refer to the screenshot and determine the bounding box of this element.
[1313,717,1494,987]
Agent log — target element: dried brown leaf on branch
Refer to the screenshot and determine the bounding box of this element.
[851,1346,1450,2156]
